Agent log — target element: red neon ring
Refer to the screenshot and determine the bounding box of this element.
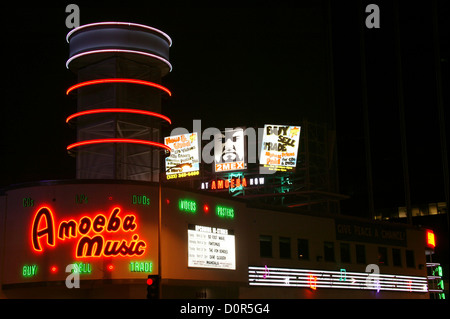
[66,78,172,96]
[67,138,172,152]
[66,108,172,124]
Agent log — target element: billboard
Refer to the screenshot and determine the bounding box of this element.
[188,224,236,270]
[214,128,246,173]
[259,124,301,173]
[164,133,200,179]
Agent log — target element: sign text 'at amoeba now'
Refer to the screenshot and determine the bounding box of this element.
[31,206,148,258]
[201,176,265,191]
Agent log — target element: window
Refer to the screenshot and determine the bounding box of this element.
[260,235,272,258]
[340,243,351,263]
[356,244,366,264]
[297,239,309,260]
[378,247,388,265]
[324,242,335,262]
[279,237,291,259]
[406,250,415,268]
[392,248,402,267]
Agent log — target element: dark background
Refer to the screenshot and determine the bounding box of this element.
[1,0,448,219]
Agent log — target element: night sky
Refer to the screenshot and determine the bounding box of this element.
[0,1,448,218]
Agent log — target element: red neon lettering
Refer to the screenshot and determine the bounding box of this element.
[58,219,77,240]
[77,235,103,257]
[31,206,146,259]
[217,180,224,189]
[123,215,137,231]
[107,207,122,232]
[211,181,216,190]
[93,215,106,233]
[242,178,247,187]
[76,234,146,258]
[31,207,56,252]
[79,217,91,235]
[426,230,436,248]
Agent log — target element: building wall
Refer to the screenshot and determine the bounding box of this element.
[0,181,430,299]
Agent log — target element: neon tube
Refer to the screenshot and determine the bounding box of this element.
[67,138,171,152]
[65,49,172,71]
[66,108,171,124]
[66,78,172,96]
[66,22,172,46]
[248,266,428,293]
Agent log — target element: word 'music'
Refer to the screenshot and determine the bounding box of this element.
[31,206,147,258]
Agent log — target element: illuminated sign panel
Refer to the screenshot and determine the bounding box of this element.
[164,133,200,179]
[426,230,435,249]
[179,199,197,213]
[259,124,300,172]
[2,183,159,285]
[214,128,246,173]
[188,224,236,270]
[248,266,428,293]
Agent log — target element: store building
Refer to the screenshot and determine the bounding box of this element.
[0,22,436,299]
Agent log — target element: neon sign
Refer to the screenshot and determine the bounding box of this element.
[30,206,147,259]
[426,230,436,249]
[22,264,38,278]
[23,197,34,207]
[66,78,172,96]
[201,176,264,191]
[179,199,197,213]
[132,195,150,206]
[129,261,153,272]
[248,266,428,293]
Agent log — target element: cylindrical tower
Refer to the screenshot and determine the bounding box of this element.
[65,22,172,181]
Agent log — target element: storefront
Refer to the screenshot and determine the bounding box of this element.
[0,180,430,299]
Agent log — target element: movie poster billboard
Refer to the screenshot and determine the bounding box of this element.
[164,133,200,179]
[214,128,246,173]
[259,124,301,173]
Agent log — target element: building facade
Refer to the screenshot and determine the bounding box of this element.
[0,20,437,299]
[0,180,430,299]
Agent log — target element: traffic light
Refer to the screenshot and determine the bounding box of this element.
[147,275,160,299]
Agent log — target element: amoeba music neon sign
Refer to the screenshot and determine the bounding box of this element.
[31,206,147,259]
[248,266,428,293]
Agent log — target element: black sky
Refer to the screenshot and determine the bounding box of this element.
[0,1,448,218]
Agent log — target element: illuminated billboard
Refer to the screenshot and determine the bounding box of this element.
[259,124,300,173]
[2,183,159,285]
[188,224,236,270]
[214,128,246,173]
[164,133,200,179]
